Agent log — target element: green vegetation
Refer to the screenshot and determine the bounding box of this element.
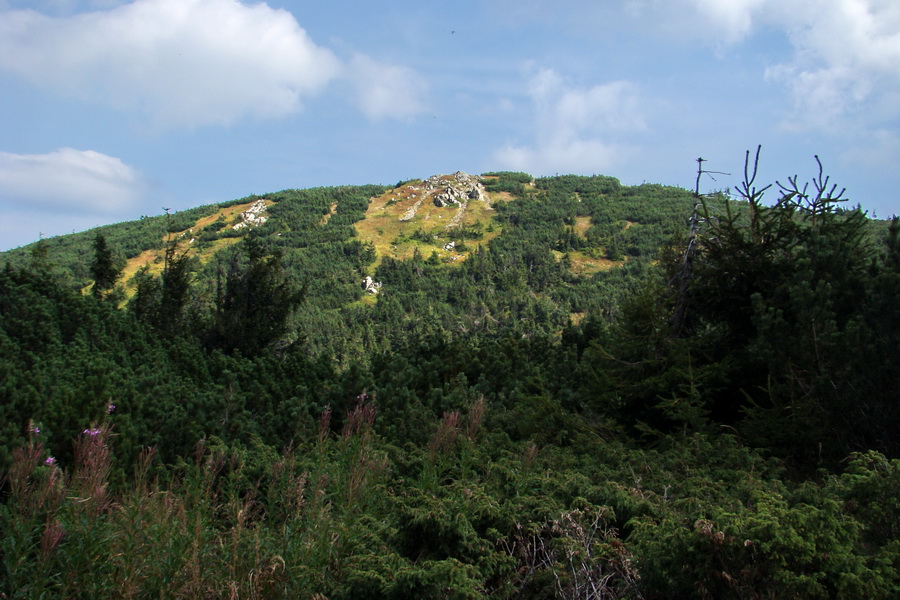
[2,203,224,290]
[1,163,898,598]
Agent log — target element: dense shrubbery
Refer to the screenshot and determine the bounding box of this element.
[1,167,898,597]
[4,404,899,598]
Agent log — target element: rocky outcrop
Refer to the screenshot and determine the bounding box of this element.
[433,188,464,208]
[427,171,486,206]
[400,197,426,222]
[397,172,487,224]
[362,276,382,295]
[232,199,268,230]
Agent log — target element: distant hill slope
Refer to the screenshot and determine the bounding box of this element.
[3,167,899,599]
[0,171,697,294]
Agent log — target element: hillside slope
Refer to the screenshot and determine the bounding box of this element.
[2,167,900,598]
[2,171,687,292]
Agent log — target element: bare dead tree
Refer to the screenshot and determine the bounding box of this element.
[669,157,730,337]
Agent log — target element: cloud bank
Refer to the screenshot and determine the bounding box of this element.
[494,68,645,175]
[764,1,900,131]
[497,0,900,135]
[349,54,428,121]
[0,148,144,214]
[674,0,900,131]
[0,0,426,128]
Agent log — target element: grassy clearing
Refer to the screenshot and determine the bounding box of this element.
[356,294,378,307]
[574,216,592,238]
[319,202,338,226]
[567,251,623,275]
[357,180,620,277]
[118,199,272,296]
[562,217,631,275]
[355,181,511,268]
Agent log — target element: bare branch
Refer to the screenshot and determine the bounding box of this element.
[738,145,772,202]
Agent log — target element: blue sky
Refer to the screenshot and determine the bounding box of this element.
[1,0,899,250]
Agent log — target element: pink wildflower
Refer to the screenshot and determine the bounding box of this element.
[45,456,56,465]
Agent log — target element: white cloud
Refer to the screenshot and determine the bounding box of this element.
[348,54,428,120]
[622,0,766,44]
[0,0,429,127]
[0,0,343,129]
[664,0,900,131]
[493,68,645,174]
[0,0,127,11]
[600,1,900,134]
[764,1,900,131]
[0,148,144,214]
[689,0,766,43]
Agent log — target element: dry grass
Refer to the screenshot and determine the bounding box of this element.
[573,216,592,239]
[491,191,516,202]
[356,294,378,307]
[355,180,622,277]
[118,199,273,297]
[354,182,512,269]
[319,202,338,226]
[119,248,165,289]
[113,183,623,294]
[566,251,624,276]
[563,217,630,275]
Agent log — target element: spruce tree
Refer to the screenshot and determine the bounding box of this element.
[90,233,119,299]
[211,236,300,354]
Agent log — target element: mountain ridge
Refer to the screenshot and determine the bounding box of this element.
[2,170,650,294]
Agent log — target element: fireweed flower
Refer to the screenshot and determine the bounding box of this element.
[31,426,40,435]
[106,403,116,414]
[45,456,56,465]
[83,428,101,436]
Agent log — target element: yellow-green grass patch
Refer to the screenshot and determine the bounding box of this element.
[565,251,624,276]
[319,202,338,226]
[574,216,592,238]
[355,183,506,269]
[118,199,272,297]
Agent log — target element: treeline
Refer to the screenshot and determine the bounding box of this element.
[1,168,899,598]
[3,203,225,288]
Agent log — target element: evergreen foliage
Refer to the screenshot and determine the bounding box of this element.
[0,164,897,598]
[2,204,221,289]
[208,236,301,354]
[89,233,121,299]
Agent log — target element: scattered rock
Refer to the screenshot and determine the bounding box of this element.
[398,171,488,224]
[433,187,466,208]
[233,199,268,230]
[362,276,382,295]
[400,197,426,221]
[424,172,486,203]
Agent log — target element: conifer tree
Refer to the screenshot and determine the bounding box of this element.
[29,236,53,277]
[211,236,300,354]
[90,233,120,299]
[687,149,879,464]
